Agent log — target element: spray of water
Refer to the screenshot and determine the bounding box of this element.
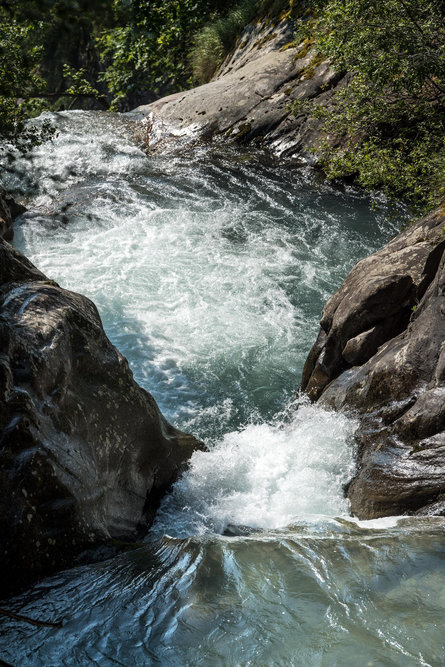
[151,400,357,536]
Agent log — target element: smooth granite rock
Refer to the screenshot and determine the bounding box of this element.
[0,239,202,597]
[133,17,345,159]
[302,208,445,519]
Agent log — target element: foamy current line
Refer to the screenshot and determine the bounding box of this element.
[9,110,399,533]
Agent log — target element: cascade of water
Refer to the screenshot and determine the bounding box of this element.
[11,111,397,528]
[3,111,442,667]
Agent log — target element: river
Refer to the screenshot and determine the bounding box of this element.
[1,111,444,666]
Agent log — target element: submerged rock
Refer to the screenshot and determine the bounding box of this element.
[134,17,344,159]
[0,239,202,598]
[0,187,26,242]
[302,208,445,519]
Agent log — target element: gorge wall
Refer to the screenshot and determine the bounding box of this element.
[302,208,445,519]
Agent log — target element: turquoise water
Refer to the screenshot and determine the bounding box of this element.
[1,111,444,666]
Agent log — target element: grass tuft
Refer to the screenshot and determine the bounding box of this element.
[190,0,261,84]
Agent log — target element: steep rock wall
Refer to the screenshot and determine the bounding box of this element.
[302,208,445,519]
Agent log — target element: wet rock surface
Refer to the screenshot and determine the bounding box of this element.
[0,187,26,242]
[0,239,202,598]
[134,18,345,159]
[302,208,445,518]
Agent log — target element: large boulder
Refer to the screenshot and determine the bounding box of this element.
[134,17,345,159]
[0,239,202,598]
[301,207,445,519]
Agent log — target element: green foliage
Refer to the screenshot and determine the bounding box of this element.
[292,0,445,211]
[190,25,225,85]
[3,1,112,98]
[190,0,260,84]
[0,16,53,150]
[96,0,237,109]
[315,0,445,99]
[0,1,112,151]
[62,65,100,97]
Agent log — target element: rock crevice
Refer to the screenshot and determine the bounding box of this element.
[0,187,26,242]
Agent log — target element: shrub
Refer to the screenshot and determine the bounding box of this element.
[190,0,260,84]
[292,0,445,211]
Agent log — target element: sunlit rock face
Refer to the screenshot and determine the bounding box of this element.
[302,208,445,519]
[0,238,202,598]
[134,17,344,159]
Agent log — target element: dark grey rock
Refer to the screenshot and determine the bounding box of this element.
[0,187,26,242]
[301,208,445,519]
[0,238,202,597]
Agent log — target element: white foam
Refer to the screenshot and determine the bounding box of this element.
[151,402,357,536]
[348,516,408,529]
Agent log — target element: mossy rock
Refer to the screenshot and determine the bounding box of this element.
[299,52,325,80]
[233,121,252,140]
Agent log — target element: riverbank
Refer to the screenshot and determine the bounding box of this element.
[133,17,342,160]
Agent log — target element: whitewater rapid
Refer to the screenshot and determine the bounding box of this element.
[9,111,394,530]
[2,111,443,667]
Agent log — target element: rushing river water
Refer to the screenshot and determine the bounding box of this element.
[1,111,444,666]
